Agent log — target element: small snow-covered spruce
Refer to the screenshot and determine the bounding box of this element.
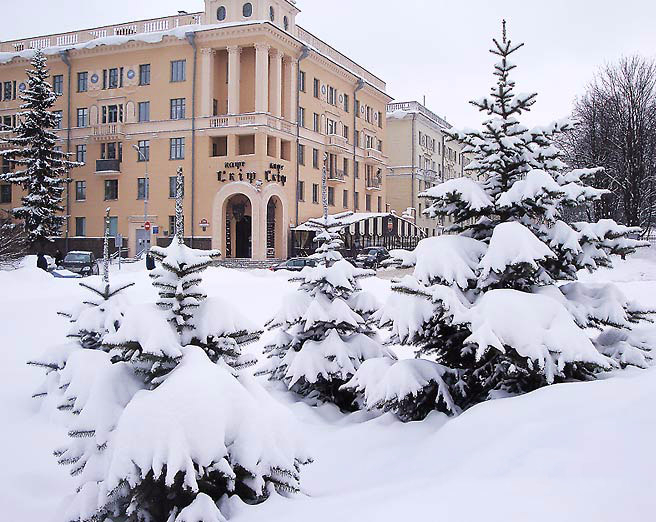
[27,210,133,414]
[0,49,78,247]
[261,211,394,411]
[349,22,650,420]
[107,169,261,383]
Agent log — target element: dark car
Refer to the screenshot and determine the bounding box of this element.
[357,247,390,269]
[271,258,318,272]
[61,251,99,276]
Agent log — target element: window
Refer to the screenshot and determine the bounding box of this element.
[342,189,348,208]
[217,6,226,21]
[169,175,184,198]
[3,81,12,101]
[139,64,151,86]
[171,60,186,82]
[170,138,185,160]
[312,148,319,169]
[298,106,305,127]
[75,217,86,237]
[137,178,149,200]
[0,184,11,204]
[76,144,86,164]
[344,93,349,113]
[170,98,186,120]
[355,130,360,148]
[298,144,305,166]
[76,108,88,128]
[377,196,382,213]
[313,113,320,132]
[137,140,150,161]
[103,67,122,89]
[355,160,359,179]
[355,99,360,117]
[297,180,305,202]
[108,217,118,238]
[101,142,122,160]
[328,186,335,206]
[104,179,119,200]
[327,86,336,105]
[299,70,306,92]
[326,118,337,135]
[366,194,372,211]
[284,16,289,30]
[269,6,275,21]
[343,158,349,176]
[53,75,63,95]
[138,101,150,122]
[378,111,383,128]
[312,183,319,204]
[354,191,359,210]
[242,2,253,17]
[77,72,88,92]
[75,180,86,201]
[313,78,320,98]
[343,125,349,141]
[102,104,123,124]
[53,111,63,129]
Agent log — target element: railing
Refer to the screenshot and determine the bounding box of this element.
[296,26,386,92]
[95,159,121,173]
[366,173,383,189]
[328,133,349,150]
[207,113,296,134]
[387,101,452,130]
[365,147,385,163]
[0,12,203,53]
[328,168,346,182]
[93,123,124,138]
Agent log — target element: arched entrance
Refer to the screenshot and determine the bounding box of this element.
[225,194,252,258]
[266,195,284,259]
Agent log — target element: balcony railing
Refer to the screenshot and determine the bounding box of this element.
[206,113,295,135]
[93,123,124,140]
[327,133,349,151]
[365,147,385,164]
[367,173,383,189]
[95,159,121,174]
[328,168,346,182]
[386,101,452,130]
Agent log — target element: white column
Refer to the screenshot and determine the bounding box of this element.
[270,49,283,117]
[200,48,216,117]
[255,43,270,113]
[287,57,298,122]
[227,46,241,115]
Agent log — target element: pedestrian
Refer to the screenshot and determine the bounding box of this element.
[146,253,155,271]
[54,249,63,267]
[36,252,48,272]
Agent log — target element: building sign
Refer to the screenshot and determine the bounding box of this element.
[217,162,287,186]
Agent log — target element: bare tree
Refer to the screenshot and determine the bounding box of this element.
[562,56,656,233]
[0,209,27,269]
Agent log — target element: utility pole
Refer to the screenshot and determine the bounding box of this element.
[322,152,329,222]
[132,144,150,259]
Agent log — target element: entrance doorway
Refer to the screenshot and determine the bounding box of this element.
[266,195,284,258]
[135,229,150,256]
[225,194,252,258]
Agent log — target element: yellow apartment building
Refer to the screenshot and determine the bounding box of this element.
[0,0,391,259]
[386,101,471,236]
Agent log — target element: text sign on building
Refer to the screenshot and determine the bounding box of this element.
[217,162,287,186]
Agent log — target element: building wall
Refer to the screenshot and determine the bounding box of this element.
[0,0,391,259]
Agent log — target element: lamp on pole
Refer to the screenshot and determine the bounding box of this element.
[132,143,150,258]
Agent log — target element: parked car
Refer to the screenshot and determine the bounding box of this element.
[356,247,391,269]
[271,257,318,272]
[60,251,99,276]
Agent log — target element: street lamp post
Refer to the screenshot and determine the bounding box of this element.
[132,144,150,258]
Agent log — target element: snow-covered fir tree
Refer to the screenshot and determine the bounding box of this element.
[261,158,394,411]
[28,208,134,413]
[0,49,78,246]
[52,167,309,522]
[346,21,652,421]
[106,168,261,384]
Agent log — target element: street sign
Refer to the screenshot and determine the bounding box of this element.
[153,226,159,234]
[114,234,122,248]
[144,221,151,231]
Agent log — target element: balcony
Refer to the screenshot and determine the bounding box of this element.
[328,168,346,182]
[95,159,121,174]
[365,147,385,164]
[327,133,349,153]
[366,173,383,190]
[206,113,295,135]
[93,123,124,141]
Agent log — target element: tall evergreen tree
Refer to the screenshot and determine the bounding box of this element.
[347,22,651,421]
[0,49,78,246]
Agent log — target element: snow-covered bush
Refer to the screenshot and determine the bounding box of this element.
[348,22,652,421]
[261,213,394,411]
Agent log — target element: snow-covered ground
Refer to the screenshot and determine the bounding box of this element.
[1,251,655,522]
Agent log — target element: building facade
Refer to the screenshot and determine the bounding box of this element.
[385,101,470,236]
[0,0,391,259]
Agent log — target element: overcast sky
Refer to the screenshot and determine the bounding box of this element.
[4,0,656,128]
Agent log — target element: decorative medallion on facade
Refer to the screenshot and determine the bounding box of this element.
[126,69,136,80]
[90,73,99,84]
[321,85,327,95]
[18,83,26,92]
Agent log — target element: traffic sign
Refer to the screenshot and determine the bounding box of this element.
[144,221,151,231]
